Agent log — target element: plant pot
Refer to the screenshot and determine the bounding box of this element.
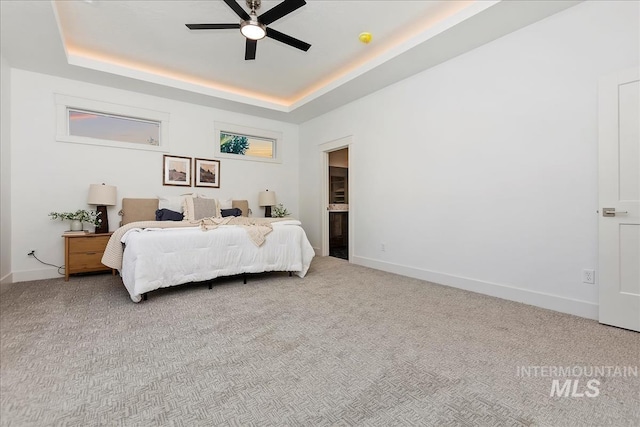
[69,220,83,231]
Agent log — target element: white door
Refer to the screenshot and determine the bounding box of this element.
[598,67,640,332]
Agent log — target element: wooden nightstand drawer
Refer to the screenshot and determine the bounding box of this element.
[63,232,113,281]
[67,252,106,273]
[68,235,111,253]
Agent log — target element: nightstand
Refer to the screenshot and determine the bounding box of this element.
[63,232,113,281]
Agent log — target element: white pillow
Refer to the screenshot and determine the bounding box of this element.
[158,195,184,213]
[218,198,233,210]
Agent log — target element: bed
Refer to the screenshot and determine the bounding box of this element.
[101,197,315,302]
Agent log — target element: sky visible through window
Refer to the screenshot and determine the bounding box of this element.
[245,138,274,158]
[68,109,160,145]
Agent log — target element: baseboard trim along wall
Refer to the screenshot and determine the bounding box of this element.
[0,272,13,285]
[11,267,62,283]
[351,255,599,320]
[10,256,600,320]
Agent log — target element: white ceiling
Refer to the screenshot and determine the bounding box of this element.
[1,0,581,123]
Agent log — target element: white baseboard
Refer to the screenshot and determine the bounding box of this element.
[312,246,321,256]
[11,267,62,283]
[351,255,599,320]
[8,256,600,320]
[0,271,12,285]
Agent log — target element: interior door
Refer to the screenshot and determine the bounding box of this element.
[328,152,349,260]
[598,67,640,332]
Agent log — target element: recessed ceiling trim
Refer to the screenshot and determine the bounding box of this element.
[52,0,500,114]
[50,0,70,61]
[65,47,291,112]
[29,0,582,119]
[288,0,500,111]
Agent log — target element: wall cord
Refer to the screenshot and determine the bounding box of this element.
[30,252,65,276]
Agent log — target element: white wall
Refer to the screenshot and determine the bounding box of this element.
[10,70,299,281]
[299,0,639,319]
[0,56,12,284]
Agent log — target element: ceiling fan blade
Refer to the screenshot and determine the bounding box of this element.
[223,0,250,21]
[258,0,306,25]
[245,39,257,60]
[186,23,240,30]
[266,27,311,52]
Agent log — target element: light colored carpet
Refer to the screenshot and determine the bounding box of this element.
[1,256,638,426]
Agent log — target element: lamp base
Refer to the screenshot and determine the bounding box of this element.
[95,205,109,234]
[264,206,272,218]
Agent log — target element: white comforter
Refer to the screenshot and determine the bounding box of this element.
[120,220,315,302]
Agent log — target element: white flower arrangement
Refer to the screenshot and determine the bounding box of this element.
[271,204,290,218]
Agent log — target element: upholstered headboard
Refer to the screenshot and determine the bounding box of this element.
[120,198,250,226]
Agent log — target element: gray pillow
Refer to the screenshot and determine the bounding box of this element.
[191,197,218,220]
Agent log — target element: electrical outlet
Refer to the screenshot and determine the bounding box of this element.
[380,243,386,252]
[583,269,595,284]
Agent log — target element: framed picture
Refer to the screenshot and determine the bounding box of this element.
[163,155,192,186]
[194,158,220,188]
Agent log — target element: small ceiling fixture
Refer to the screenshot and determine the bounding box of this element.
[240,9,266,40]
[359,32,372,44]
[186,0,311,60]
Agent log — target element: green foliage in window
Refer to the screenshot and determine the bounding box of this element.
[220,133,249,155]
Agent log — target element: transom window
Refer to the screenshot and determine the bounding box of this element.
[68,109,161,146]
[214,122,282,163]
[220,131,275,159]
[56,94,170,153]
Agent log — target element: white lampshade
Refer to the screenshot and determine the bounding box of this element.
[258,190,276,207]
[87,184,117,206]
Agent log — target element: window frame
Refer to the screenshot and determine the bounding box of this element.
[214,121,282,164]
[55,94,170,153]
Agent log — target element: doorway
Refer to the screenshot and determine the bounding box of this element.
[321,136,352,260]
[329,148,349,260]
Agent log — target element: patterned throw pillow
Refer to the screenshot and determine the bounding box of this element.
[191,197,219,220]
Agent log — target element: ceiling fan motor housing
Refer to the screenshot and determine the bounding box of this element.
[246,0,261,12]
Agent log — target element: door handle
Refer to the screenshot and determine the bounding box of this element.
[603,208,628,217]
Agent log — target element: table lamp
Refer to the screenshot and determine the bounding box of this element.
[87,183,117,234]
[258,190,276,217]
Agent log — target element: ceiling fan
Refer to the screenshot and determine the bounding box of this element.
[186,0,311,60]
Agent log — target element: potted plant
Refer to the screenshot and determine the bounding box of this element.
[271,203,290,218]
[49,209,102,231]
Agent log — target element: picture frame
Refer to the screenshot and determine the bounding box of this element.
[194,158,221,188]
[163,155,192,186]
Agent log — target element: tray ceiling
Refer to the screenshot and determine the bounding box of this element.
[1,1,581,122]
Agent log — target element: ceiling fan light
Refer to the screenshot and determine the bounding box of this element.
[240,19,266,40]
